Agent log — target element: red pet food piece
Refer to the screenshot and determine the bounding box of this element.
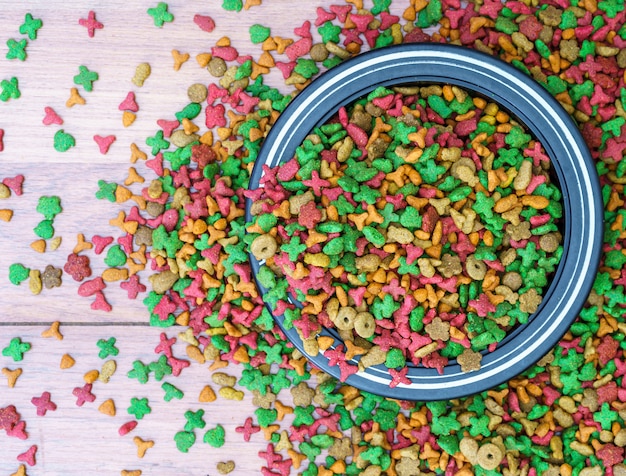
[91,235,114,254]
[120,274,146,299]
[315,7,336,25]
[78,277,106,297]
[119,91,139,112]
[0,405,20,432]
[94,135,116,154]
[64,253,92,281]
[2,175,24,195]
[79,11,103,37]
[31,392,57,416]
[119,420,138,436]
[43,106,63,125]
[17,445,37,466]
[194,14,215,32]
[6,420,28,439]
[91,291,112,312]
[157,119,179,138]
[72,383,96,406]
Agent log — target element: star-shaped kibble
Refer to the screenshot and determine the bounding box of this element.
[73,65,99,92]
[19,13,43,40]
[280,236,307,261]
[148,355,172,381]
[2,337,31,362]
[0,405,21,432]
[127,360,150,384]
[318,20,342,43]
[183,409,205,431]
[96,337,119,359]
[78,11,103,37]
[41,265,63,289]
[36,196,62,220]
[147,2,174,28]
[457,348,482,373]
[235,417,260,442]
[0,77,20,102]
[95,180,118,202]
[72,383,96,407]
[145,129,170,155]
[31,392,57,416]
[120,275,146,299]
[6,38,27,61]
[127,397,151,420]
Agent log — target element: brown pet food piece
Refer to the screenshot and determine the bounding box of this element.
[250,234,278,260]
[211,372,237,387]
[457,348,482,372]
[41,264,62,289]
[217,461,235,474]
[477,443,504,470]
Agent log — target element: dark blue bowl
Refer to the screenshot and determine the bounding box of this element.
[245,43,603,401]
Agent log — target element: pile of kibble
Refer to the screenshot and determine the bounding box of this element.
[248,82,563,378]
[3,1,626,475]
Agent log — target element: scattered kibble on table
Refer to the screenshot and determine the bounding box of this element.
[1,1,626,475]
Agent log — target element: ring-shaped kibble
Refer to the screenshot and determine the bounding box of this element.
[334,307,357,331]
[245,43,603,401]
[250,234,278,261]
[476,443,504,471]
[354,312,375,339]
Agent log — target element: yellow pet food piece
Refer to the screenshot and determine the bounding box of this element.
[172,49,190,70]
[30,239,46,253]
[66,87,86,107]
[219,386,244,400]
[41,321,63,340]
[131,63,151,87]
[98,399,116,416]
[0,209,13,221]
[60,354,75,369]
[199,385,217,402]
[133,437,155,458]
[2,367,22,387]
[122,111,136,127]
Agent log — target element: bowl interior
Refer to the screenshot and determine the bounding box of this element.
[245,43,603,401]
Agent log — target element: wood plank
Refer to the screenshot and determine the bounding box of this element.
[0,325,272,475]
[0,0,417,474]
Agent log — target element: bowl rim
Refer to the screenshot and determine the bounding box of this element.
[245,43,603,401]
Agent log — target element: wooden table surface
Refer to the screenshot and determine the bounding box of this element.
[0,1,411,474]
